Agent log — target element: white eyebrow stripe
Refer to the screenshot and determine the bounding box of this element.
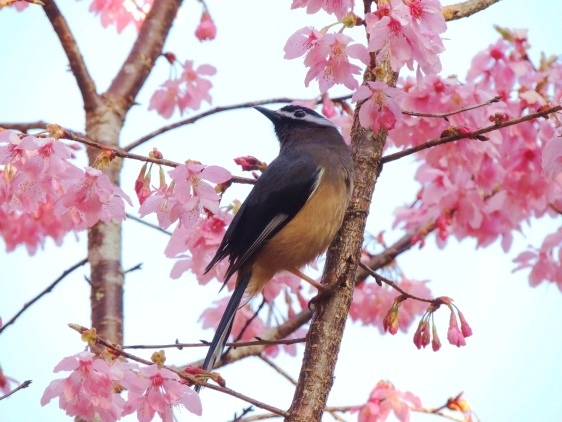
[276,110,336,127]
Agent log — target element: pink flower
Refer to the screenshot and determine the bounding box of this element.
[303,32,369,93]
[89,0,152,33]
[178,61,216,111]
[55,167,132,229]
[41,352,126,422]
[148,61,216,118]
[195,11,216,41]
[542,136,562,181]
[284,27,323,60]
[139,184,182,230]
[290,0,354,20]
[365,0,444,77]
[356,380,422,422]
[353,81,404,131]
[122,365,202,421]
[447,312,467,347]
[148,80,181,119]
[168,163,231,224]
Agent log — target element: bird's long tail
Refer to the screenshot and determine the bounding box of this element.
[195,272,251,392]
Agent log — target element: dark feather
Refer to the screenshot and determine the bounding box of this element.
[205,151,321,284]
[195,272,252,392]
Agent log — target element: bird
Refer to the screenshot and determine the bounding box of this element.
[196,104,354,391]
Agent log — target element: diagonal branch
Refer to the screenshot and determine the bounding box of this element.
[0,380,32,401]
[0,258,88,334]
[382,105,562,164]
[108,0,183,111]
[123,93,354,152]
[41,0,101,111]
[442,0,501,21]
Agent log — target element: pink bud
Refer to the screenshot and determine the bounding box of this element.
[195,12,217,41]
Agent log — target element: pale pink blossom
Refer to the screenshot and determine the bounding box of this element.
[89,0,152,33]
[55,167,132,229]
[365,0,444,77]
[303,32,369,92]
[542,136,562,181]
[284,27,323,60]
[353,81,404,131]
[356,380,422,422]
[41,352,126,422]
[290,0,353,20]
[121,365,202,421]
[149,61,216,118]
[447,312,467,347]
[195,11,216,41]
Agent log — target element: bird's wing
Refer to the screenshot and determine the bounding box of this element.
[206,151,322,282]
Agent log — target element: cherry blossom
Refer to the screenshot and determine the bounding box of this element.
[195,11,216,41]
[350,278,430,334]
[356,380,422,422]
[285,29,369,93]
[121,365,202,421]
[446,311,467,347]
[89,0,152,33]
[290,0,354,21]
[149,61,216,118]
[353,81,404,131]
[41,352,127,422]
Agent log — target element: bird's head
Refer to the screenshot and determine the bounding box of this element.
[254,105,339,146]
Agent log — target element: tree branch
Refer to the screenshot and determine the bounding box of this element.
[41,0,101,111]
[442,0,501,21]
[382,105,562,164]
[108,0,183,111]
[0,380,32,401]
[0,121,51,133]
[123,94,353,152]
[0,258,88,334]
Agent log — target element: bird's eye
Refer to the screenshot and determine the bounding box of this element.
[294,109,306,118]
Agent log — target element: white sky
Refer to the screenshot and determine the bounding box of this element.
[0,1,561,421]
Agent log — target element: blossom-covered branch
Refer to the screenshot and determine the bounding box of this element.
[382,104,562,164]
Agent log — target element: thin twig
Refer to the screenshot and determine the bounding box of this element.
[0,258,88,334]
[0,380,32,401]
[382,105,562,163]
[402,95,501,118]
[125,213,172,235]
[123,94,353,152]
[122,337,306,350]
[0,121,51,133]
[68,324,288,417]
[358,262,434,303]
[442,0,501,21]
[258,355,298,385]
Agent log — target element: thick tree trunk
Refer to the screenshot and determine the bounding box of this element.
[86,100,126,344]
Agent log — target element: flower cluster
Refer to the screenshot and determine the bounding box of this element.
[355,380,422,422]
[412,297,472,350]
[89,0,153,33]
[149,60,216,119]
[0,130,131,254]
[41,352,202,422]
[390,29,562,288]
[349,277,431,334]
[284,28,369,93]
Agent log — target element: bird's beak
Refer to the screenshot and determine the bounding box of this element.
[254,106,281,124]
